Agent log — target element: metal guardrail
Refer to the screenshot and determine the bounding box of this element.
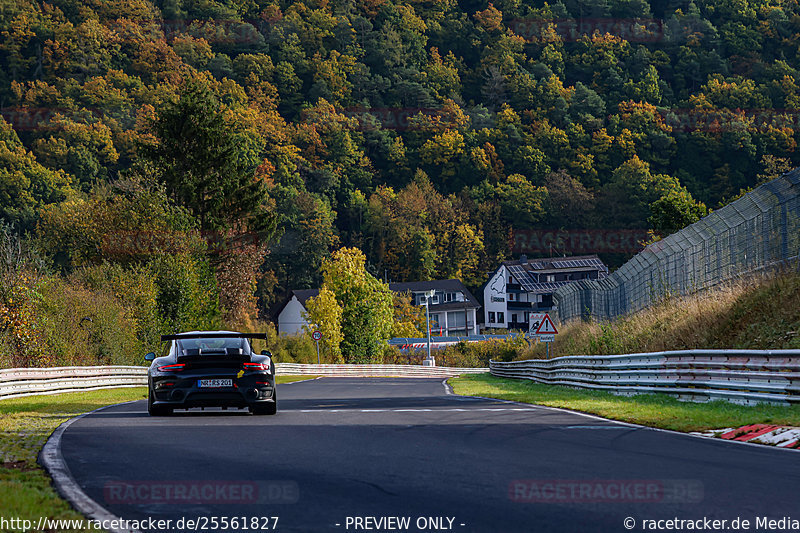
[388,334,514,351]
[0,364,488,399]
[0,366,148,400]
[490,350,800,405]
[275,363,487,378]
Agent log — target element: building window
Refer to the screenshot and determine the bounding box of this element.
[508,293,514,301]
[547,275,555,282]
[498,312,505,323]
[489,312,496,323]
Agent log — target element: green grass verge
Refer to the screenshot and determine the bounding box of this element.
[449,373,800,433]
[0,387,148,530]
[0,376,316,528]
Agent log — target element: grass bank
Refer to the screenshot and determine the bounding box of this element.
[449,373,800,432]
[0,376,316,525]
[525,270,800,359]
[0,388,147,529]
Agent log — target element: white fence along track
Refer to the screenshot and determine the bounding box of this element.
[0,364,488,399]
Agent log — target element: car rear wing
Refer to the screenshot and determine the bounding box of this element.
[160,333,269,342]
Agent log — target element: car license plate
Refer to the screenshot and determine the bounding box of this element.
[198,379,232,388]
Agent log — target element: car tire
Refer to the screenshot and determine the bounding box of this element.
[147,391,172,416]
[250,392,277,416]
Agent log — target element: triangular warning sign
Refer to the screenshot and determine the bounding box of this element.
[535,314,558,335]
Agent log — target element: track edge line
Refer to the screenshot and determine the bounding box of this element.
[39,400,143,533]
[450,391,800,454]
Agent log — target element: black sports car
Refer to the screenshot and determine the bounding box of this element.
[145,331,277,416]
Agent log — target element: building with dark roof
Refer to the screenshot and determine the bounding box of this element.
[483,255,608,330]
[276,280,480,336]
[388,280,480,336]
[275,289,320,335]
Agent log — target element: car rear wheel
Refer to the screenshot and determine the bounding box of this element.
[147,390,173,416]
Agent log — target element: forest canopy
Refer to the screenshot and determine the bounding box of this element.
[1,0,796,321]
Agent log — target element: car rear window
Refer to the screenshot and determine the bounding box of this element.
[177,338,248,356]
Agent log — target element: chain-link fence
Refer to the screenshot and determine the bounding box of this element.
[554,169,800,322]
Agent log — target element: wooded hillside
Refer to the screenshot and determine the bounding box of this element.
[1,0,797,355]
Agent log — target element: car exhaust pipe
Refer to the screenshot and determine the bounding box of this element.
[246,388,259,400]
[170,389,185,401]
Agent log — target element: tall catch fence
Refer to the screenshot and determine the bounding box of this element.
[554,170,800,322]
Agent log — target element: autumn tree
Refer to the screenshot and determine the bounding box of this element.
[303,287,344,363]
[141,79,280,324]
[392,291,425,337]
[648,188,708,236]
[495,174,549,228]
[321,247,394,363]
[142,79,276,237]
[545,170,595,229]
[0,118,72,232]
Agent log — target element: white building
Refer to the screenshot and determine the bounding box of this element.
[483,255,608,330]
[389,280,481,336]
[276,280,481,336]
[276,289,320,335]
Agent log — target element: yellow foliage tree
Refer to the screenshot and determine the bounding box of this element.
[303,287,344,363]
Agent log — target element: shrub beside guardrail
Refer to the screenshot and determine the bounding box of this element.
[0,364,488,400]
[490,350,800,405]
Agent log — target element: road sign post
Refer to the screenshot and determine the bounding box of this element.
[312,330,323,364]
[531,313,558,358]
[423,290,436,366]
[528,313,545,337]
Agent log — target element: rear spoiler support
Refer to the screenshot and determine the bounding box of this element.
[160,333,268,342]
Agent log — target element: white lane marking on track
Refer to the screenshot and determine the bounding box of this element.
[41,401,142,533]
[293,407,539,413]
[565,425,634,430]
[441,378,454,395]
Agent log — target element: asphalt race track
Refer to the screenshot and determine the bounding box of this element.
[55,378,800,533]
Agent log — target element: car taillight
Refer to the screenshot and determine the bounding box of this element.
[157,363,186,372]
[243,362,269,371]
